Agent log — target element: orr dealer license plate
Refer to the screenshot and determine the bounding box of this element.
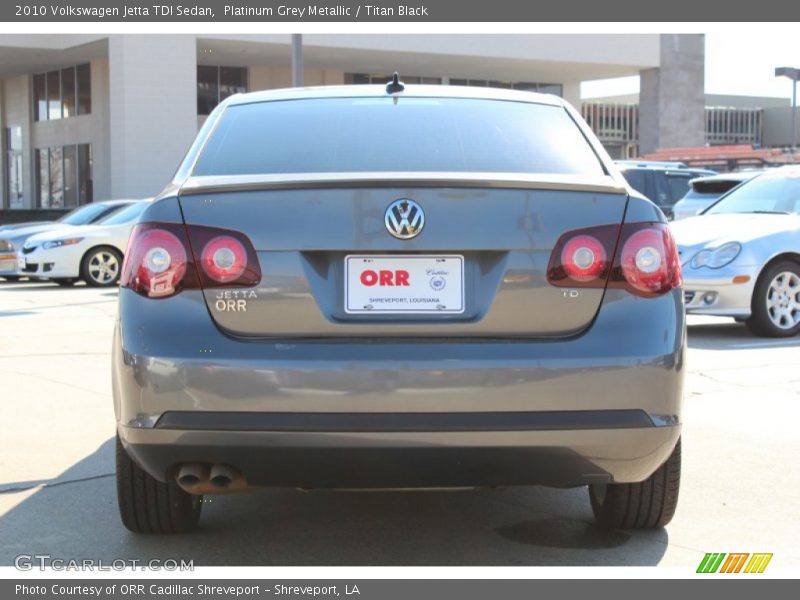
[345,255,464,314]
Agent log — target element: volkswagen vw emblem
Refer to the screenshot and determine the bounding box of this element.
[385,199,424,240]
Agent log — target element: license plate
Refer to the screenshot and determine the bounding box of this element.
[17,257,26,271]
[345,255,464,314]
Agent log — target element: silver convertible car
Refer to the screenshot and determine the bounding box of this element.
[113,82,684,534]
[673,167,800,337]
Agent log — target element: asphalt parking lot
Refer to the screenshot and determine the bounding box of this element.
[1,280,799,567]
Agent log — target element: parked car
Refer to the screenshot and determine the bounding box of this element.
[616,161,716,219]
[672,167,800,337]
[114,84,684,534]
[672,171,762,221]
[19,200,151,287]
[0,201,136,282]
[0,221,50,232]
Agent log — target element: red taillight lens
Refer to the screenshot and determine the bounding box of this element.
[121,222,260,298]
[121,224,196,298]
[548,224,619,287]
[200,236,247,283]
[187,226,261,287]
[547,222,681,298]
[560,235,608,282]
[619,227,682,295]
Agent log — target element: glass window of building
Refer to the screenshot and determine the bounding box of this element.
[76,63,91,115]
[47,70,61,120]
[36,148,49,207]
[36,144,93,208]
[61,66,76,118]
[63,144,78,207]
[198,66,247,115]
[48,146,63,207]
[77,144,93,205]
[33,64,90,122]
[220,66,247,102]
[345,73,442,85]
[449,78,563,96]
[33,74,47,122]
[5,127,23,209]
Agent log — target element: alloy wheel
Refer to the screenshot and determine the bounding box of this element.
[766,271,800,330]
[88,251,120,285]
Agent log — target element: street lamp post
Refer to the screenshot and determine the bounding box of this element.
[775,67,799,151]
[291,34,304,87]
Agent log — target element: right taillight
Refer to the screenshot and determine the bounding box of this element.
[120,222,260,299]
[618,226,682,296]
[547,222,682,298]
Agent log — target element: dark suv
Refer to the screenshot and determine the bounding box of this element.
[616,161,716,219]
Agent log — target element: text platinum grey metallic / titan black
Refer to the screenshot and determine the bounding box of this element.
[113,83,684,534]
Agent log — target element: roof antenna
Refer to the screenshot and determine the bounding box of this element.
[386,72,405,94]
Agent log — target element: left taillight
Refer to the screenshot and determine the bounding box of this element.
[121,222,260,299]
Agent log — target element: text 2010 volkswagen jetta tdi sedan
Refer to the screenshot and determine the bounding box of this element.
[113,81,684,534]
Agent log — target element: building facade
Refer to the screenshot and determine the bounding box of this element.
[584,93,796,158]
[1,33,703,217]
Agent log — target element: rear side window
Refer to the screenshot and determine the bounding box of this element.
[193,97,605,177]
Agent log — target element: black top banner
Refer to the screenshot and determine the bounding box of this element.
[3,0,799,22]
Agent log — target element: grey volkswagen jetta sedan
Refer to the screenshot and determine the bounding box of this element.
[113,81,684,534]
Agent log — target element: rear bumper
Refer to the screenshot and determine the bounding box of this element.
[119,421,680,488]
[113,287,685,488]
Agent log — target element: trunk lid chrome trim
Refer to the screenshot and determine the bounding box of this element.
[179,172,626,196]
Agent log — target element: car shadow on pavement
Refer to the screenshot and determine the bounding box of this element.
[0,438,669,566]
[687,321,800,350]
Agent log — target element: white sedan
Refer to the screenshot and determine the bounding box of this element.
[672,167,800,337]
[19,200,151,287]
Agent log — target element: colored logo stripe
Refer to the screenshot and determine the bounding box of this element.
[697,552,773,573]
[697,553,726,573]
[720,553,749,573]
[744,553,773,573]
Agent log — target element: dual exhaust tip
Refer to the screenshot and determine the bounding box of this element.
[176,463,248,494]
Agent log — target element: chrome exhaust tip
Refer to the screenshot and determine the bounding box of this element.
[209,464,237,489]
[176,463,209,492]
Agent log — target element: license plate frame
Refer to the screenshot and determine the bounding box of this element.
[345,255,465,315]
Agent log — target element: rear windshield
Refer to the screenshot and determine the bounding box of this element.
[193,97,605,177]
[692,179,745,194]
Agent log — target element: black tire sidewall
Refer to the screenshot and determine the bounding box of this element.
[116,434,202,534]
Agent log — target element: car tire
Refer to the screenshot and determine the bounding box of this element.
[589,438,681,530]
[746,261,800,338]
[53,278,77,287]
[116,434,202,534]
[80,246,123,287]
[2,275,21,282]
